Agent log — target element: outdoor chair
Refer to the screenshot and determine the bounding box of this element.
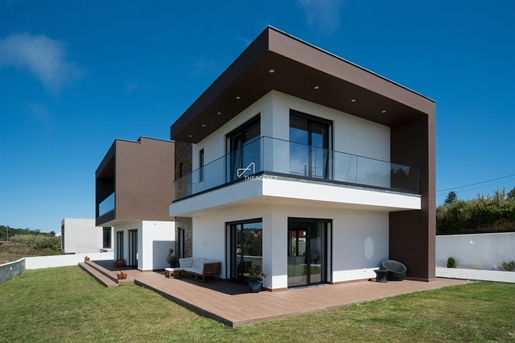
[381,260,407,281]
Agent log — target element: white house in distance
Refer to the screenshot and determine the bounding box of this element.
[169,27,436,291]
[61,218,113,254]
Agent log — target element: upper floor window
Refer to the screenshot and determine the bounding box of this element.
[199,149,205,182]
[289,110,332,179]
[226,115,261,181]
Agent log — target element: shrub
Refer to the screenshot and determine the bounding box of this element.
[166,249,179,267]
[10,235,60,252]
[500,261,515,271]
[447,257,456,268]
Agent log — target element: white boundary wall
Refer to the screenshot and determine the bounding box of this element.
[436,232,515,270]
[25,252,114,270]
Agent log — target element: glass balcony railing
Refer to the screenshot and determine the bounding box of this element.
[98,192,115,217]
[173,136,419,201]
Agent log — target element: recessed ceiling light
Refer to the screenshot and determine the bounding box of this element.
[188,135,193,138]
[201,124,206,127]
[314,86,319,90]
[236,96,241,100]
[351,99,356,102]
[381,110,387,113]
[217,112,221,115]
[269,69,275,73]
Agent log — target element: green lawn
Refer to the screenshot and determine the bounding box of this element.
[1,266,514,342]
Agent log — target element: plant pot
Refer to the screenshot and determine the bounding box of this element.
[248,281,262,293]
[114,259,125,267]
[84,257,90,262]
[117,273,127,280]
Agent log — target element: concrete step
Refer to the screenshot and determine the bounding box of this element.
[79,262,118,287]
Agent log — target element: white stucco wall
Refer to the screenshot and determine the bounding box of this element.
[192,90,390,172]
[141,221,175,271]
[191,204,389,290]
[436,232,515,270]
[25,252,114,269]
[113,220,175,271]
[61,218,111,254]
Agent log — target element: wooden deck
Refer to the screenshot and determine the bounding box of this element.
[81,260,469,327]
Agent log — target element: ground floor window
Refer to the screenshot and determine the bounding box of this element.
[177,228,185,258]
[103,227,112,249]
[127,229,138,267]
[288,218,331,288]
[116,231,124,260]
[226,219,262,283]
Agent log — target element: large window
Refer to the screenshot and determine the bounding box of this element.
[227,219,263,283]
[288,218,330,287]
[103,227,112,249]
[289,110,332,179]
[226,115,260,181]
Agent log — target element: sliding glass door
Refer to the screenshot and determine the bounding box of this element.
[127,229,138,267]
[226,115,260,182]
[289,110,331,179]
[288,218,329,287]
[228,220,263,283]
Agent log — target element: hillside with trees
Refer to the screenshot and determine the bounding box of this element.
[436,187,515,235]
[0,226,61,264]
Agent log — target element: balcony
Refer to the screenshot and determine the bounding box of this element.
[173,137,419,202]
[98,192,115,217]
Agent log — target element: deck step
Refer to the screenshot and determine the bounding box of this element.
[83,260,119,283]
[79,262,118,287]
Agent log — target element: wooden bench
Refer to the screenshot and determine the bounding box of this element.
[179,258,221,282]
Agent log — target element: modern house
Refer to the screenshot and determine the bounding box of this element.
[169,27,436,291]
[95,137,177,271]
[61,218,112,254]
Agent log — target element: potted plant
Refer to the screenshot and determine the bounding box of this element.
[114,259,125,268]
[166,248,180,267]
[247,264,267,293]
[116,271,127,280]
[84,256,90,262]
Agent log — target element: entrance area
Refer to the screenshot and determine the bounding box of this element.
[227,219,263,283]
[288,218,330,287]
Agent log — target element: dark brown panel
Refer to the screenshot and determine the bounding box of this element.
[95,137,175,226]
[390,112,436,281]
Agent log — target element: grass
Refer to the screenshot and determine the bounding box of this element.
[1,266,514,342]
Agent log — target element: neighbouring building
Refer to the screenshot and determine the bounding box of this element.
[169,27,436,291]
[61,218,112,254]
[95,137,177,271]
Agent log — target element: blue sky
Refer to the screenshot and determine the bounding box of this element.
[1,0,514,232]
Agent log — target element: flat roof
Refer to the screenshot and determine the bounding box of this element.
[171,26,435,143]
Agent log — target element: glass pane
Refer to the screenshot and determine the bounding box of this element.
[311,122,325,148]
[309,222,324,283]
[288,228,307,287]
[233,221,262,282]
[289,116,308,144]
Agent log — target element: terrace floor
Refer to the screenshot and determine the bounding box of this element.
[81,260,469,327]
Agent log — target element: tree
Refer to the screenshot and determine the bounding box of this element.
[444,191,458,205]
[508,187,515,200]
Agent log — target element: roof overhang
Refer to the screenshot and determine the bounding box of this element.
[171,26,435,143]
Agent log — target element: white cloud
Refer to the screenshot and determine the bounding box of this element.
[297,0,344,34]
[0,32,83,94]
